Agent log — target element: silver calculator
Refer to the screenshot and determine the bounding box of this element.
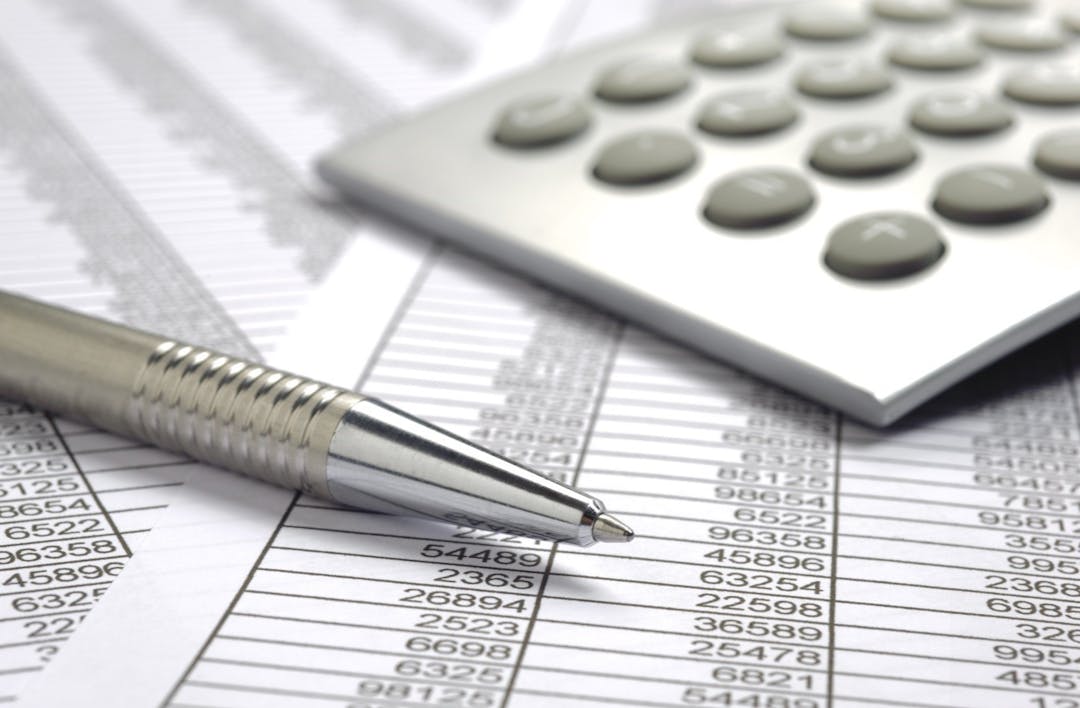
[317,0,1080,425]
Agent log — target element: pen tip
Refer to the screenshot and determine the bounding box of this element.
[592,512,635,543]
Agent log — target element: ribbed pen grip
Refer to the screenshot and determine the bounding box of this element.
[127,341,363,499]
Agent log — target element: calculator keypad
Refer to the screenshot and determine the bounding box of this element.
[488,0,1080,279]
[320,0,1080,422]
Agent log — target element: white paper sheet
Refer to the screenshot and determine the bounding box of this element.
[0,0,616,697]
[23,239,1080,708]
[21,2,1075,707]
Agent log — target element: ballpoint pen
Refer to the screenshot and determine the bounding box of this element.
[0,291,634,546]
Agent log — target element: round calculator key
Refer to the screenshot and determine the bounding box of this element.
[690,26,785,67]
[888,34,985,71]
[796,58,893,99]
[872,0,954,22]
[932,165,1049,223]
[977,20,1067,51]
[960,0,1032,8]
[594,57,691,104]
[784,3,872,40]
[592,131,697,186]
[1034,130,1080,180]
[824,213,946,280]
[909,90,1014,136]
[697,90,799,136]
[492,95,590,148]
[809,125,917,177]
[1003,61,1080,105]
[703,168,815,229]
[1065,8,1080,33]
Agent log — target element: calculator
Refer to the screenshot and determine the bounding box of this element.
[317,0,1080,425]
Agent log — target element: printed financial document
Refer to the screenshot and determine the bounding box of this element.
[0,0,653,699]
[24,253,1080,707]
[11,1,1080,707]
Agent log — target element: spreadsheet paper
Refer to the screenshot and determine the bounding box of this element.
[21,242,1080,708]
[0,0,630,699]
[7,1,1080,707]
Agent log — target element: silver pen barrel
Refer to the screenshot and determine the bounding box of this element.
[0,291,633,545]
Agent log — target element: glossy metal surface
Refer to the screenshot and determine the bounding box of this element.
[318,1,1080,425]
[0,290,356,499]
[0,291,627,545]
[0,289,162,435]
[326,398,612,545]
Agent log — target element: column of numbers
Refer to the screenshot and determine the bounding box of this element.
[833,350,1080,707]
[352,282,618,708]
[0,401,127,698]
[169,261,621,708]
[511,330,838,708]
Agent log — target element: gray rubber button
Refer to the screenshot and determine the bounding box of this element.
[872,0,954,22]
[959,0,1032,8]
[888,35,985,71]
[810,126,917,176]
[698,90,799,136]
[933,165,1049,223]
[492,95,590,148]
[1034,129,1080,179]
[825,213,946,280]
[703,168,815,229]
[691,27,784,67]
[910,91,1014,136]
[1064,8,1080,33]
[784,4,871,40]
[595,57,691,103]
[593,131,697,186]
[796,58,893,99]
[978,20,1067,51]
[1003,62,1080,105]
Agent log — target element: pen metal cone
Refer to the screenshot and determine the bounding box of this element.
[592,513,634,543]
